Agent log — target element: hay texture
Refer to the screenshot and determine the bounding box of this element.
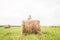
[22,15,40,34]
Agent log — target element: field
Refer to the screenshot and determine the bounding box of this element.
[0,26,60,40]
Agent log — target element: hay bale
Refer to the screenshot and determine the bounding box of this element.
[3,24,10,28]
[22,15,41,34]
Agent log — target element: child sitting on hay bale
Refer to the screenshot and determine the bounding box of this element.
[22,15,41,34]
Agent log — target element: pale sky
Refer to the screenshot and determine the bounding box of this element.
[0,0,60,26]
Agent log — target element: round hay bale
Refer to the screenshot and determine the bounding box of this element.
[3,24,10,28]
[22,20,41,34]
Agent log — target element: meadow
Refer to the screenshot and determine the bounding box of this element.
[0,26,60,40]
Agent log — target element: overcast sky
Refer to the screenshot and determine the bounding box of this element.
[0,0,60,26]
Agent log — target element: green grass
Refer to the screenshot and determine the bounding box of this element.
[0,26,60,40]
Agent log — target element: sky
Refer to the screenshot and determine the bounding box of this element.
[0,0,60,26]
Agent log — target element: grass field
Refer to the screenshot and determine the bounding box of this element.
[0,26,60,40]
